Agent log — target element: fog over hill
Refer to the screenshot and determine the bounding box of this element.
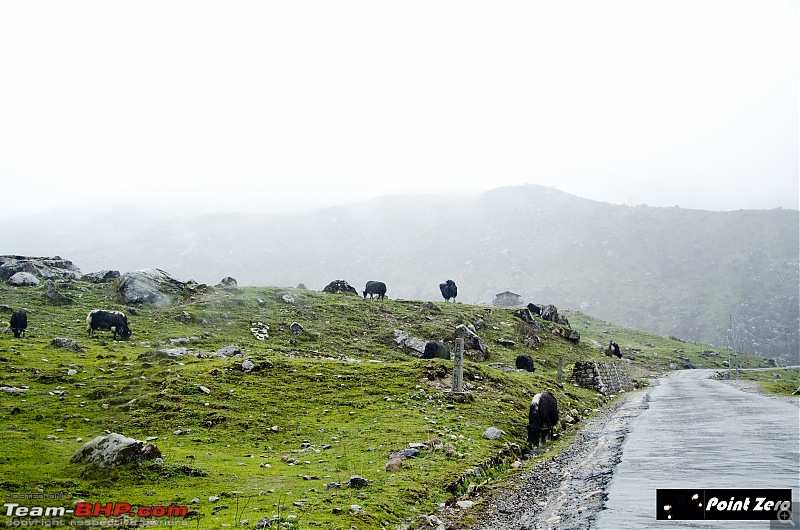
[3,185,798,362]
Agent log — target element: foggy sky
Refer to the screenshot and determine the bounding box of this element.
[0,0,797,219]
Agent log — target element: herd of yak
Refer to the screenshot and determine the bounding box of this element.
[3,278,565,447]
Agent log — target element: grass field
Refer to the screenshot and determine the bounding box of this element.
[0,279,775,529]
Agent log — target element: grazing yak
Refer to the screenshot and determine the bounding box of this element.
[515,355,535,372]
[86,310,132,341]
[423,341,451,360]
[10,309,27,338]
[605,341,622,358]
[363,281,387,300]
[439,279,457,302]
[527,391,559,446]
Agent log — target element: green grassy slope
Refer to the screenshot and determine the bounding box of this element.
[0,280,772,529]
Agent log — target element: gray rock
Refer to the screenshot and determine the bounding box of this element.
[83,270,120,283]
[482,427,505,440]
[217,277,238,287]
[322,280,358,295]
[282,294,295,304]
[70,433,161,468]
[391,330,427,357]
[43,280,72,304]
[49,337,82,352]
[8,272,39,287]
[0,256,81,282]
[290,322,304,337]
[455,324,488,361]
[115,268,186,305]
[217,345,241,357]
[349,475,369,488]
[138,348,190,361]
[242,360,255,373]
[386,458,403,471]
[250,323,269,340]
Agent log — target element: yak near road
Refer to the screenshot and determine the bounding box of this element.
[468,370,799,530]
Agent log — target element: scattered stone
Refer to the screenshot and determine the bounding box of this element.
[217,345,242,357]
[282,294,295,304]
[250,323,269,341]
[217,277,238,287]
[49,338,82,352]
[241,360,255,373]
[482,427,505,440]
[198,386,211,395]
[70,433,161,468]
[349,476,369,488]
[290,322,304,337]
[43,280,72,304]
[1,386,28,393]
[457,500,475,509]
[386,458,403,472]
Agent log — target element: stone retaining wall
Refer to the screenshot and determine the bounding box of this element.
[571,361,634,395]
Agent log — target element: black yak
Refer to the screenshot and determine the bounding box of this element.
[605,341,622,358]
[10,309,27,338]
[439,279,457,302]
[86,310,132,341]
[363,281,387,300]
[515,355,535,372]
[527,391,559,446]
[422,341,451,360]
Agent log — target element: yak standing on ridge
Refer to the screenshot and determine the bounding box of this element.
[363,281,387,300]
[439,280,457,302]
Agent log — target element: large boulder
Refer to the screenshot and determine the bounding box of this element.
[70,433,161,468]
[0,256,81,282]
[390,330,427,357]
[115,269,187,305]
[455,324,488,361]
[322,280,358,295]
[8,272,39,287]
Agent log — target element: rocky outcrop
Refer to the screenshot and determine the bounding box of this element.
[571,361,634,395]
[114,268,187,305]
[322,280,358,295]
[70,433,161,468]
[0,256,82,282]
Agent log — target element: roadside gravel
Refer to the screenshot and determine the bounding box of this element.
[454,387,651,530]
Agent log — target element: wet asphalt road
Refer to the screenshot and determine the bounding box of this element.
[595,370,800,530]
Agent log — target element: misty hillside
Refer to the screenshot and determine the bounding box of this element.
[3,185,798,361]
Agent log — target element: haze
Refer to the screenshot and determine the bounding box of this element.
[0,0,797,218]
